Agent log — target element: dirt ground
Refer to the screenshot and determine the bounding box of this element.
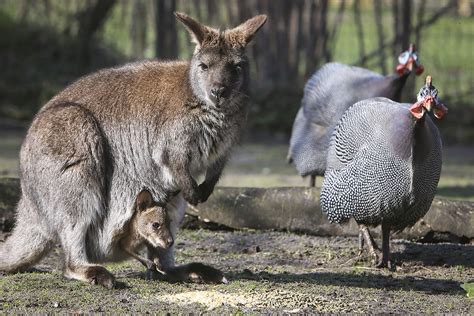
[1,228,473,313]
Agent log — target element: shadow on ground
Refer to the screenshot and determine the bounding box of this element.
[229,270,464,296]
[394,241,474,268]
[437,185,474,199]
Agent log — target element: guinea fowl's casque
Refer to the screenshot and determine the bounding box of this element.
[288,44,424,187]
[320,76,447,269]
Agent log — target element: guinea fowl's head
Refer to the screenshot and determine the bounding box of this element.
[410,76,448,120]
[396,43,424,76]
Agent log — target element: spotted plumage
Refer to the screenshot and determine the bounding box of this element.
[320,77,445,268]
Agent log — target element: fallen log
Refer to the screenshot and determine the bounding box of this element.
[187,187,474,241]
[1,178,473,240]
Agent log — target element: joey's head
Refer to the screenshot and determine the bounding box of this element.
[175,12,267,107]
[134,190,174,249]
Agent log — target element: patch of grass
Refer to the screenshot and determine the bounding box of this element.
[1,230,472,313]
[461,282,474,299]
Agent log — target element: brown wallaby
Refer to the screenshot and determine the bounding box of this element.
[121,189,227,284]
[0,12,266,288]
[120,189,174,271]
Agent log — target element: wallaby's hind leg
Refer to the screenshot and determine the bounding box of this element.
[0,198,54,273]
[60,220,115,289]
[22,104,114,288]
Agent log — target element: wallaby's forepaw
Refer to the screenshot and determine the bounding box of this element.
[85,266,116,289]
[185,263,228,284]
[196,182,214,204]
[183,188,200,206]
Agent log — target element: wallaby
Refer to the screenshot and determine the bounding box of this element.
[0,12,266,288]
[121,189,226,284]
[120,189,174,272]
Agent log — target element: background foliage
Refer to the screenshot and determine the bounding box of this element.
[0,0,472,143]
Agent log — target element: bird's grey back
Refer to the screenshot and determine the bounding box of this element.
[289,63,393,176]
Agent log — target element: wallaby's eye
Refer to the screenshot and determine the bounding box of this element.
[198,63,209,71]
[152,222,160,229]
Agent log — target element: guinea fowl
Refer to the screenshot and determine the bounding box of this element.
[320,76,447,269]
[288,44,424,187]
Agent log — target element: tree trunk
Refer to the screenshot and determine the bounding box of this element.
[131,0,148,59]
[374,0,387,75]
[77,0,117,63]
[155,0,178,60]
[353,0,365,67]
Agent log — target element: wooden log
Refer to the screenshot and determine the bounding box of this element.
[187,187,474,240]
[1,178,473,240]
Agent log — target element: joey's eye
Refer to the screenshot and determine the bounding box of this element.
[152,222,160,229]
[198,63,208,71]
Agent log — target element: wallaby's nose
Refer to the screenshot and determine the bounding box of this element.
[166,237,174,248]
[210,85,227,100]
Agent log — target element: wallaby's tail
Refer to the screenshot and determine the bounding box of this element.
[0,198,54,273]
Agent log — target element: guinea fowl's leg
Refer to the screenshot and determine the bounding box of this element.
[309,175,316,187]
[377,223,394,270]
[359,224,381,263]
[358,231,365,257]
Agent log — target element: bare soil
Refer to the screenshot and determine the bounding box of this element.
[1,228,473,313]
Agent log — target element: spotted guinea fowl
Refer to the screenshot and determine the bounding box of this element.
[288,44,424,187]
[320,76,447,269]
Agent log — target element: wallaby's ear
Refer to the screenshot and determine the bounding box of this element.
[175,12,215,47]
[227,15,267,47]
[136,190,153,212]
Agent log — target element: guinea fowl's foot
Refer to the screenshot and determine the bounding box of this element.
[376,257,395,271]
[358,224,381,264]
[376,223,395,271]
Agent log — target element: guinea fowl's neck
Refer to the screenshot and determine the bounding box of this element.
[412,115,431,166]
[387,72,411,102]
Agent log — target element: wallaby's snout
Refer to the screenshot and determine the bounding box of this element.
[210,84,228,102]
[165,236,174,248]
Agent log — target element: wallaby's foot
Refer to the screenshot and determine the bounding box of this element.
[65,265,116,289]
[164,263,227,284]
[86,266,116,289]
[187,263,227,284]
[145,268,166,281]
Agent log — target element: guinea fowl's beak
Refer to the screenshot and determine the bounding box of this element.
[406,57,414,72]
[423,95,435,112]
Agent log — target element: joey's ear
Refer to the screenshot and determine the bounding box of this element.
[175,12,216,47]
[136,190,153,212]
[227,15,267,47]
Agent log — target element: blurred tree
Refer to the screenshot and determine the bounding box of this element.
[131,0,148,58]
[77,0,117,63]
[155,0,177,60]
